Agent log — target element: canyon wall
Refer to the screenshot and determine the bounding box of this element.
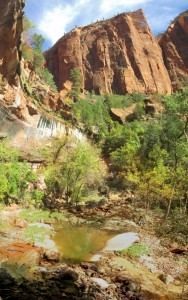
[159,11,188,91]
[0,0,83,150]
[0,0,24,84]
[45,9,172,95]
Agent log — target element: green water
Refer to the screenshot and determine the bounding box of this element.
[53,225,114,263]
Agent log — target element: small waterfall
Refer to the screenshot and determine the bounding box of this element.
[0,102,85,145]
[31,115,85,141]
[34,116,67,139]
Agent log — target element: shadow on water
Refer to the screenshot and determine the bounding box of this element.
[53,225,115,263]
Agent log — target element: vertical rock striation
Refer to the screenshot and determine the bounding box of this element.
[45,9,172,95]
[159,10,188,91]
[0,0,84,147]
[0,0,24,84]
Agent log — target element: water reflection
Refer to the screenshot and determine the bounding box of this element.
[53,226,114,263]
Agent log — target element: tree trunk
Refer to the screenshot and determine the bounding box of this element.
[165,185,175,219]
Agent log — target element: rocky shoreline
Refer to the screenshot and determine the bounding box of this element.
[0,204,187,299]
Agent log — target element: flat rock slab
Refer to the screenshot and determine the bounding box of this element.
[104,232,139,251]
[0,243,42,265]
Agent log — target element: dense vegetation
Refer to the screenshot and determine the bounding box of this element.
[0,137,104,208]
[22,16,57,91]
[72,82,188,215]
[70,82,188,244]
[0,140,37,205]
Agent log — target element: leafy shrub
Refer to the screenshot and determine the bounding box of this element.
[69,68,82,101]
[36,68,58,92]
[44,141,105,204]
[32,189,44,208]
[120,243,150,257]
[155,210,188,245]
[22,43,34,61]
[0,140,37,204]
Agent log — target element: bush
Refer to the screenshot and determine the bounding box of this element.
[36,69,58,92]
[155,210,188,245]
[0,140,37,204]
[32,189,44,208]
[44,141,105,205]
[119,243,150,257]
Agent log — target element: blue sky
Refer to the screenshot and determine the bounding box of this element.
[24,0,187,50]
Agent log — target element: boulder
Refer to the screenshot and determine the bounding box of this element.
[13,217,28,228]
[91,277,110,289]
[104,232,139,251]
[44,249,61,262]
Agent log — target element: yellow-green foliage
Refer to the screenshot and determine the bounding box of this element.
[120,243,150,257]
[45,140,105,204]
[0,140,37,203]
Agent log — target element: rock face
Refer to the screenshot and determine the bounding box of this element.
[45,9,172,95]
[0,0,24,84]
[0,0,85,148]
[159,11,188,91]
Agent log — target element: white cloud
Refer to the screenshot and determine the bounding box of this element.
[38,5,77,44]
[38,0,92,44]
[100,0,151,13]
[27,0,185,47]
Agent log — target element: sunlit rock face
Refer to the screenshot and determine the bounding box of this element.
[0,0,85,146]
[0,103,85,148]
[159,10,188,91]
[45,9,172,95]
[0,0,24,84]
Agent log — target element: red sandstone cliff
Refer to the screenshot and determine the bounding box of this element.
[45,9,172,95]
[159,11,188,91]
[0,0,69,147]
[0,0,24,84]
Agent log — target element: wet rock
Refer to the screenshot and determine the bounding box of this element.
[90,254,102,262]
[80,262,99,272]
[59,267,79,282]
[91,278,110,289]
[44,250,61,262]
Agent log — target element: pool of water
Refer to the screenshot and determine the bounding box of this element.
[53,225,115,263]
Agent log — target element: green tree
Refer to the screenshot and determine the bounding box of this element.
[22,16,35,61]
[22,17,57,91]
[69,68,82,101]
[0,140,37,204]
[30,33,45,69]
[45,141,105,205]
